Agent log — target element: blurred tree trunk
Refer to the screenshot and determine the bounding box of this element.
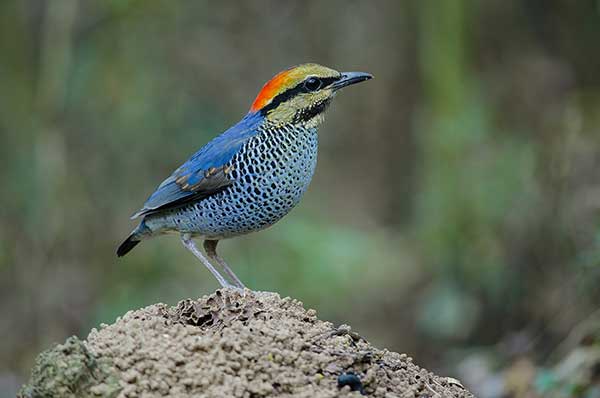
[417,0,471,273]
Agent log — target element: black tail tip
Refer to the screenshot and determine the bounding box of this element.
[116,236,140,257]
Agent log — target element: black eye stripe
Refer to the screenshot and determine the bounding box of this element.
[317,76,339,87]
[260,75,342,114]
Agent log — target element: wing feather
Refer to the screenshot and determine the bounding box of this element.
[131,113,262,219]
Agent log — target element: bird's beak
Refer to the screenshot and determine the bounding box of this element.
[330,71,373,90]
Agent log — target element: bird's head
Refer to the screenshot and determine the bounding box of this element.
[250,63,372,128]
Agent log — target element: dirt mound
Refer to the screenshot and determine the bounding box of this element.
[20,289,475,397]
[18,336,120,398]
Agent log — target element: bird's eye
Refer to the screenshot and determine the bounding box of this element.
[304,77,322,92]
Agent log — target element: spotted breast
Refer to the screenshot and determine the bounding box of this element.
[144,124,318,239]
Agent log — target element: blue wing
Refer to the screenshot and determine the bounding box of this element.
[131,112,263,219]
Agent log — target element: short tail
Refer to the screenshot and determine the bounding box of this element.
[116,235,140,257]
[117,220,150,257]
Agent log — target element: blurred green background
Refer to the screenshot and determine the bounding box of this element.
[1,1,600,397]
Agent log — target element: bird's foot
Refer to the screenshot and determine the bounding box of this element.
[216,285,249,297]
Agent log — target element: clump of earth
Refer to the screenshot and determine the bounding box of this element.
[19,289,475,397]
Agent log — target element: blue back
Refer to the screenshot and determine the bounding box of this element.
[142,124,319,240]
[132,112,264,218]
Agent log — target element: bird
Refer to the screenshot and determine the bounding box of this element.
[117,63,372,289]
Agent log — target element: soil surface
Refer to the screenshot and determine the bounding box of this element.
[20,289,475,398]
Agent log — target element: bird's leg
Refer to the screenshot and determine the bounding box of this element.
[181,234,231,288]
[204,240,246,289]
